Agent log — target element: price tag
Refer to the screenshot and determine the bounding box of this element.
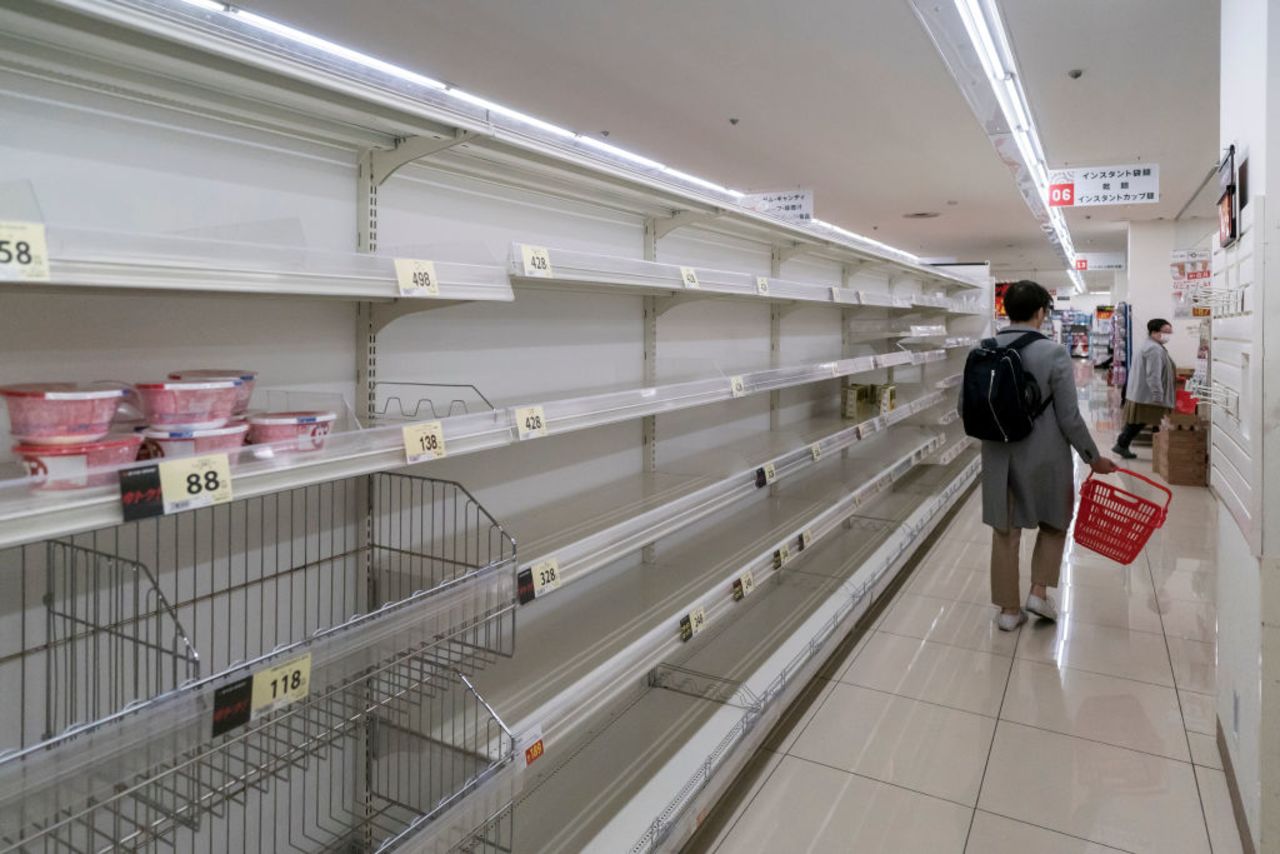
[810,443,823,462]
[754,461,777,489]
[680,266,701,289]
[732,571,756,601]
[800,529,814,550]
[159,454,232,514]
[773,543,791,569]
[520,244,554,278]
[679,606,707,641]
[393,258,440,296]
[531,558,561,597]
[249,653,311,720]
[402,421,446,463]
[730,375,746,398]
[0,221,50,282]
[520,726,545,768]
[831,286,840,302]
[515,405,547,440]
[756,276,770,296]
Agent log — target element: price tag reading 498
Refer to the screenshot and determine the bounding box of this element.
[158,453,232,514]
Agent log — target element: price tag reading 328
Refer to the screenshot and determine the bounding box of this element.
[531,558,561,597]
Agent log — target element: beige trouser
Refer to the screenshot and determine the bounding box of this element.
[990,490,1067,611]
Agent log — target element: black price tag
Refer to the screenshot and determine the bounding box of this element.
[679,613,694,642]
[517,567,536,604]
[211,675,253,737]
[119,464,164,521]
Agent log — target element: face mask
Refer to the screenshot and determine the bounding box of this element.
[1157,333,1171,343]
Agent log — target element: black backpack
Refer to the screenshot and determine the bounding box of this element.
[960,332,1054,443]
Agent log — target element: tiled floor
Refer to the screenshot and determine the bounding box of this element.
[706,368,1241,853]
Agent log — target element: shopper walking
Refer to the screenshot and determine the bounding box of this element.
[1112,318,1176,459]
[962,281,1117,631]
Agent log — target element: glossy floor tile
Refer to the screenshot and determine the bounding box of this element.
[728,371,1239,854]
[979,722,1211,853]
[712,755,972,853]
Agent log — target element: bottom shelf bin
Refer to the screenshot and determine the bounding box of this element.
[2,662,515,854]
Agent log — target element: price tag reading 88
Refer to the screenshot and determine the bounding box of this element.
[0,221,50,282]
[679,266,701,289]
[158,453,232,514]
[520,245,554,278]
[514,405,547,440]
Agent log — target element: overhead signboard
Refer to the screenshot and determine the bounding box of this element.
[742,189,813,223]
[1048,164,1160,207]
[1073,252,1126,271]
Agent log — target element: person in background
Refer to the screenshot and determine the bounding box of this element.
[975,281,1117,631]
[1112,318,1176,460]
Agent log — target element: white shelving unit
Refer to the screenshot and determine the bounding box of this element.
[0,2,991,852]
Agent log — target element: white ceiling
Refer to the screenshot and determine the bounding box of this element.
[245,0,1219,285]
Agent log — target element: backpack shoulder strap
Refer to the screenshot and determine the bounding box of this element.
[979,337,999,350]
[1006,331,1046,351]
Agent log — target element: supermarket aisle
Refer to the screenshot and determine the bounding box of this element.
[701,369,1237,854]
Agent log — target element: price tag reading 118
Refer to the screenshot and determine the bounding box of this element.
[157,453,233,515]
[0,221,50,282]
[402,421,446,463]
[249,653,312,720]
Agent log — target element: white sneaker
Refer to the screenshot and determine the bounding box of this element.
[1026,593,1058,622]
[996,610,1027,632]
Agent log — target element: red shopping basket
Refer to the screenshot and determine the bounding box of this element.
[1073,469,1173,565]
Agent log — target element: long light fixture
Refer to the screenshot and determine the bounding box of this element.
[154,1,955,269]
[913,0,1087,293]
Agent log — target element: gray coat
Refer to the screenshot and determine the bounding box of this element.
[961,326,1101,531]
[1126,336,1176,408]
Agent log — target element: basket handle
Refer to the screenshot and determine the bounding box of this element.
[1084,468,1174,524]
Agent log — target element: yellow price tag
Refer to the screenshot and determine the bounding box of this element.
[732,571,756,601]
[762,461,777,484]
[520,245,554,278]
[680,266,701,289]
[515,405,547,440]
[730,375,746,398]
[250,653,312,720]
[393,258,440,296]
[680,606,707,641]
[810,443,823,462]
[774,543,791,569]
[158,453,232,514]
[402,421,446,463]
[0,221,50,282]
[801,529,814,550]
[531,558,561,597]
[756,276,770,296]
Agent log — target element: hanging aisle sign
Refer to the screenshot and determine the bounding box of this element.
[1048,164,1159,207]
[1073,252,1126,271]
[741,190,814,223]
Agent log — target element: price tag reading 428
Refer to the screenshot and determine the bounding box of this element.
[520,245,554,278]
[393,258,440,297]
[515,405,547,440]
[157,453,233,515]
[0,221,50,282]
[402,421,446,463]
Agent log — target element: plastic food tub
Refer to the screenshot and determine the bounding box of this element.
[136,380,241,430]
[13,433,143,490]
[167,369,257,414]
[143,423,248,459]
[247,411,336,452]
[0,383,125,445]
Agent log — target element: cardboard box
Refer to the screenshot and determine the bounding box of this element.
[842,384,896,421]
[1162,413,1206,430]
[1153,428,1209,486]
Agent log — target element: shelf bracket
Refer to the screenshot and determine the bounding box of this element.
[357,129,474,253]
[369,299,469,334]
[645,209,720,247]
[653,292,714,316]
[771,241,814,267]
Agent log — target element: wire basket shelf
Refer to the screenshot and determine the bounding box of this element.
[0,472,516,853]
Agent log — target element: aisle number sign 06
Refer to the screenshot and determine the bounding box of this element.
[680,266,701,289]
[679,606,707,642]
[402,421,446,463]
[393,258,440,297]
[520,245,554,278]
[0,221,50,282]
[515,405,547,440]
[121,453,233,521]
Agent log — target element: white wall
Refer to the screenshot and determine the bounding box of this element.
[1125,219,1213,367]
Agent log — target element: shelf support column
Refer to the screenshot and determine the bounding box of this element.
[769,247,788,433]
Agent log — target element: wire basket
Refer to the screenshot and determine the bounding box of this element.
[0,472,516,852]
[1073,470,1172,565]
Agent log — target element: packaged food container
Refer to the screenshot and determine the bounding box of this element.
[167,370,257,414]
[247,411,336,452]
[0,383,126,445]
[136,380,241,430]
[13,433,143,490]
[143,423,248,459]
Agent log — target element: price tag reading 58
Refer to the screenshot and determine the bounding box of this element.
[158,453,232,514]
[0,221,50,282]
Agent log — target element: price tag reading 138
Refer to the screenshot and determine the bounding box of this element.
[158,453,233,515]
[402,421,446,463]
[0,221,50,282]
